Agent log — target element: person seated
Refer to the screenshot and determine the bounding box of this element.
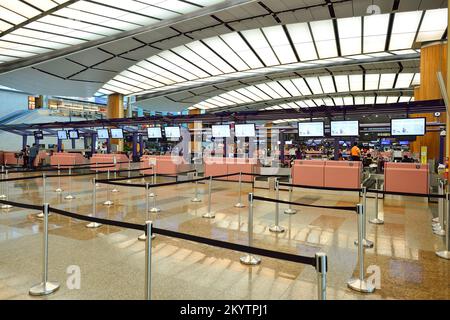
[401,155,414,163]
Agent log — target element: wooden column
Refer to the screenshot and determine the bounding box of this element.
[107,93,124,152]
[412,42,447,161]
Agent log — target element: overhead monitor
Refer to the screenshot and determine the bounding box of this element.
[34,131,44,139]
[399,141,410,145]
[147,127,162,139]
[57,130,68,140]
[68,130,79,139]
[298,122,324,137]
[97,129,109,139]
[110,128,124,139]
[164,126,181,138]
[235,124,256,137]
[212,125,231,138]
[330,120,360,137]
[391,118,426,136]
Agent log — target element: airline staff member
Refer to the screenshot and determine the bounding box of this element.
[351,142,361,161]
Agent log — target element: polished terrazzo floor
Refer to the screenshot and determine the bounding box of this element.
[0,170,449,300]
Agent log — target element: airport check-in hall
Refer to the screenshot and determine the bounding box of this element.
[0,0,449,304]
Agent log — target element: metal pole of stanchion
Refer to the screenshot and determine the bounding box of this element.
[315,252,328,300]
[148,174,155,198]
[149,181,161,213]
[95,162,100,188]
[191,171,201,203]
[29,204,60,296]
[111,157,119,193]
[433,180,446,236]
[269,179,285,233]
[0,171,6,199]
[55,164,62,193]
[87,178,102,228]
[369,178,384,225]
[348,204,375,293]
[37,173,49,218]
[64,167,75,200]
[127,159,132,183]
[144,220,153,300]
[202,176,215,218]
[436,193,450,259]
[139,184,156,241]
[354,186,373,248]
[240,193,261,265]
[1,170,12,209]
[235,172,245,208]
[103,170,113,206]
[284,183,297,215]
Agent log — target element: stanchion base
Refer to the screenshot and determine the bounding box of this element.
[354,239,374,248]
[1,204,13,209]
[432,222,442,228]
[191,198,202,203]
[234,203,246,208]
[347,278,375,293]
[148,193,155,198]
[202,212,215,219]
[95,184,101,188]
[29,281,60,296]
[150,207,161,213]
[86,222,102,228]
[64,195,75,200]
[433,229,446,236]
[432,217,439,223]
[436,250,450,260]
[138,233,156,241]
[103,200,114,206]
[369,218,384,225]
[0,195,6,199]
[111,189,119,193]
[55,188,63,193]
[126,180,132,184]
[240,254,261,265]
[269,225,286,233]
[284,208,297,215]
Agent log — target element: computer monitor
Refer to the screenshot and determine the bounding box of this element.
[97,129,109,139]
[235,124,256,137]
[164,126,181,138]
[212,125,231,138]
[330,121,359,137]
[110,128,124,139]
[68,130,79,139]
[298,122,325,137]
[57,130,68,140]
[34,131,44,140]
[147,127,162,139]
[391,118,426,136]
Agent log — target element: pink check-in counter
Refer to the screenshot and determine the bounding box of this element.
[90,153,129,171]
[384,162,429,195]
[140,155,190,175]
[292,160,362,189]
[204,157,257,182]
[50,152,86,168]
[3,152,23,166]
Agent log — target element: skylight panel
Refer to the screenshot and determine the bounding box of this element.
[202,37,249,71]
[305,77,323,94]
[186,41,234,74]
[389,11,422,51]
[0,7,28,25]
[0,20,13,32]
[338,17,362,55]
[1,0,41,18]
[262,25,297,64]
[376,96,388,104]
[207,97,231,107]
[399,96,412,103]
[172,45,222,76]
[379,73,396,89]
[313,99,325,106]
[220,32,264,69]
[220,93,246,105]
[417,9,447,42]
[343,96,354,105]
[159,51,208,78]
[365,74,380,90]
[387,96,399,104]
[236,88,265,101]
[286,23,318,61]
[266,81,291,98]
[310,20,338,58]
[256,83,282,99]
[355,96,364,105]
[304,100,317,108]
[148,55,197,81]
[319,76,335,93]
[412,73,421,86]
[241,29,279,66]
[335,75,349,92]
[278,79,302,97]
[333,97,343,106]
[295,101,309,108]
[323,98,334,106]
[291,78,312,95]
[246,86,272,100]
[227,91,254,104]
[363,14,389,53]
[395,73,414,88]
[349,75,363,91]
[365,96,375,104]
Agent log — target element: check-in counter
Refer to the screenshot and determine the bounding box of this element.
[3,152,22,166]
[50,152,86,168]
[324,161,362,189]
[140,155,190,175]
[384,162,429,194]
[204,157,257,182]
[90,153,129,171]
[291,160,325,187]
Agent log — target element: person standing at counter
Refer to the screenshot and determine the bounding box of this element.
[351,142,361,161]
[28,143,39,169]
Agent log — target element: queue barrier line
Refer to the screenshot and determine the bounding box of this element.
[152,226,316,267]
[365,189,446,199]
[252,195,357,212]
[278,182,363,193]
[0,199,43,211]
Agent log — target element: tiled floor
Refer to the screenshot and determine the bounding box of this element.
[0,172,448,300]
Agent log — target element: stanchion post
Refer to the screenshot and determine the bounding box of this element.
[284,181,297,215]
[0,171,5,199]
[348,204,375,293]
[234,172,245,208]
[139,184,156,241]
[55,164,62,193]
[369,178,384,225]
[111,157,119,193]
[269,178,285,233]
[103,170,113,206]
[436,193,450,259]
[127,159,132,183]
[433,179,446,236]
[29,203,60,296]
[202,176,215,218]
[95,162,100,188]
[354,186,373,248]
[1,170,12,209]
[240,193,261,265]
[144,221,153,300]
[87,178,102,228]
[148,174,155,198]
[149,180,161,213]
[191,170,201,203]
[315,252,327,300]
[64,167,75,200]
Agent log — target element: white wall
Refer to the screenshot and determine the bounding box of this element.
[0,89,29,118]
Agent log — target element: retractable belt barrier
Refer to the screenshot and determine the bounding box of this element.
[365,189,446,199]
[252,195,356,212]
[279,182,362,193]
